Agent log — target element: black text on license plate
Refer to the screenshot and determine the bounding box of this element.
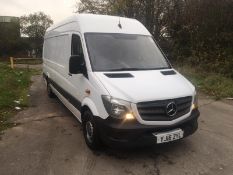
[154,129,184,144]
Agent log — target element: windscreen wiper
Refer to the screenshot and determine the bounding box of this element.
[106,68,143,71]
[104,67,170,71]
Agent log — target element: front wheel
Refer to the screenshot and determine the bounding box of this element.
[82,110,102,150]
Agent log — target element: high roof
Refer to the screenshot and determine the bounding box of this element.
[46,14,151,36]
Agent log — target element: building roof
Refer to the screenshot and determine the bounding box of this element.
[0,16,19,23]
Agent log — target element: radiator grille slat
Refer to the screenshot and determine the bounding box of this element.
[137,96,192,121]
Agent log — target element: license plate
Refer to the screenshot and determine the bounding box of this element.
[153,129,184,144]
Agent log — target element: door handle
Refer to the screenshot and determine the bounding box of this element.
[68,73,72,76]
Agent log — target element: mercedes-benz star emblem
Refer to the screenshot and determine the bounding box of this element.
[166,102,177,117]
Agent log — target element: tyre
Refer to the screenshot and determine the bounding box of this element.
[82,110,102,150]
[46,80,56,98]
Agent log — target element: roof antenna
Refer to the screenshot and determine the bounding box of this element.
[118,17,122,29]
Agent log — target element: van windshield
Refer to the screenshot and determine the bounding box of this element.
[85,33,170,71]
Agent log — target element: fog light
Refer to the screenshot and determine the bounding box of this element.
[125,113,134,120]
[192,93,198,110]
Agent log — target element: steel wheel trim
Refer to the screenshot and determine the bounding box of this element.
[86,121,94,143]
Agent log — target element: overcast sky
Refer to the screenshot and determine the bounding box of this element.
[0,0,78,23]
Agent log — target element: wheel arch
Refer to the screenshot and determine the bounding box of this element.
[81,98,100,119]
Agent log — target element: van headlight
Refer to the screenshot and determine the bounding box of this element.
[101,95,135,120]
[192,92,198,110]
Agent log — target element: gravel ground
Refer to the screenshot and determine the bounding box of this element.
[0,75,232,175]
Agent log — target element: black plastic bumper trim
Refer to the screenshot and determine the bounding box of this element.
[95,109,200,147]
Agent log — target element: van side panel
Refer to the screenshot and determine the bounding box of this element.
[43,22,110,120]
[43,34,70,88]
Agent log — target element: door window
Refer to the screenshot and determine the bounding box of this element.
[71,34,83,56]
[70,34,88,78]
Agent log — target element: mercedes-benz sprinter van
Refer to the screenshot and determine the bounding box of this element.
[43,14,200,149]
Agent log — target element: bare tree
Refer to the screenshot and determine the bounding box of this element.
[20,12,53,57]
[75,0,233,77]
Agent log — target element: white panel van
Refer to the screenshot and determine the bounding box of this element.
[43,14,200,149]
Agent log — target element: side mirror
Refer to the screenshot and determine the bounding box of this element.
[69,55,85,74]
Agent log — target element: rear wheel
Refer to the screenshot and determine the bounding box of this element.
[46,80,55,98]
[82,110,102,150]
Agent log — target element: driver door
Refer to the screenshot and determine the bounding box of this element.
[67,33,88,110]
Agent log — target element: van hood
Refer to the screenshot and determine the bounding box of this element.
[94,69,195,103]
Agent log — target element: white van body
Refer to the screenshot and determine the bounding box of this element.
[43,14,199,149]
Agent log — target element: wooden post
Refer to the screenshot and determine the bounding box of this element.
[10,57,14,69]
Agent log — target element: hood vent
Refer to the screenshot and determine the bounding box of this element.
[104,73,134,78]
[161,70,176,75]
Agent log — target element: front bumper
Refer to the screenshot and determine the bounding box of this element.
[95,109,200,147]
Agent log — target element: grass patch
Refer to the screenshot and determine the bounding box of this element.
[177,66,233,99]
[0,62,39,132]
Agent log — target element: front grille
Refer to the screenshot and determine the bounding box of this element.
[137,96,192,121]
